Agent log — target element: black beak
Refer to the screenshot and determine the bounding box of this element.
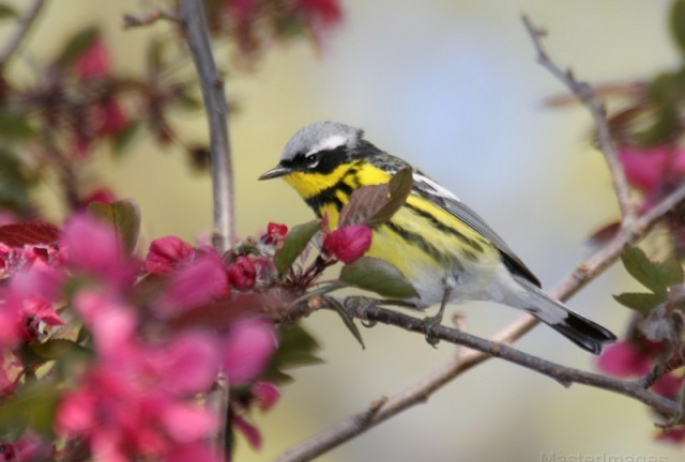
[258,164,291,180]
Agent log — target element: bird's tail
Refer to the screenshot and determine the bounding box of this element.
[513,277,617,355]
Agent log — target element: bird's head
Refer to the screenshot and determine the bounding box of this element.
[259,121,364,199]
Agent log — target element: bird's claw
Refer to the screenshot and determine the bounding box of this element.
[421,314,443,347]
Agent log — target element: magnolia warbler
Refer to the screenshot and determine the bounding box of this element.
[259,121,616,354]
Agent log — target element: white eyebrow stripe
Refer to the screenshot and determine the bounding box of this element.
[413,172,461,202]
[305,134,348,157]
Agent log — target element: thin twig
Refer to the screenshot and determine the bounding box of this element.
[178,0,235,253]
[271,182,685,462]
[0,0,47,67]
[122,9,180,29]
[521,15,637,224]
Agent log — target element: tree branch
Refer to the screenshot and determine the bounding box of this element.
[177,0,235,458]
[178,0,235,253]
[0,0,47,67]
[271,181,685,462]
[521,15,636,224]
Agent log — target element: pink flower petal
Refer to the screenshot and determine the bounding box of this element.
[74,290,136,357]
[161,403,218,443]
[252,381,280,412]
[55,390,97,434]
[61,215,123,281]
[157,331,221,395]
[158,251,228,314]
[223,320,276,385]
[232,414,262,449]
[596,341,652,377]
[165,442,223,462]
[145,236,195,275]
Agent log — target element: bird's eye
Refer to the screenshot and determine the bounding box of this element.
[306,154,319,169]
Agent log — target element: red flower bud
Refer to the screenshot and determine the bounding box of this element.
[227,256,256,290]
[323,225,372,264]
[145,236,195,275]
[264,222,288,246]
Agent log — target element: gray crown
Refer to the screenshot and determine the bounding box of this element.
[281,121,364,161]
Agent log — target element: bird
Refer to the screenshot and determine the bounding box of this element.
[259,121,616,354]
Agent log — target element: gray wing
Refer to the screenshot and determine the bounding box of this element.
[411,170,542,288]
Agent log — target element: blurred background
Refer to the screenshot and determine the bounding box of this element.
[4,0,682,460]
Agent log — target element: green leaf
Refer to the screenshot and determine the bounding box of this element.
[262,323,322,384]
[338,168,413,228]
[30,339,91,361]
[613,292,665,314]
[327,297,365,349]
[340,256,418,299]
[0,382,62,436]
[0,112,34,140]
[87,199,141,255]
[111,121,140,154]
[273,219,320,276]
[671,0,685,57]
[621,247,684,294]
[56,25,99,67]
[0,4,17,21]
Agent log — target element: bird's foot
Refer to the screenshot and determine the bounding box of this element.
[421,312,444,347]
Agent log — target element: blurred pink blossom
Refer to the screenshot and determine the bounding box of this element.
[157,250,229,314]
[223,319,276,385]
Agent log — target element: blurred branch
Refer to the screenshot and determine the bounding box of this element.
[122,8,180,29]
[0,0,47,67]
[177,0,234,458]
[179,0,235,253]
[522,15,637,224]
[270,119,685,462]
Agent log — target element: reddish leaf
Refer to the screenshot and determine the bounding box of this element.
[338,168,412,228]
[587,221,620,247]
[0,222,60,247]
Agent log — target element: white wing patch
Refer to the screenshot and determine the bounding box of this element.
[412,171,460,202]
[306,134,348,157]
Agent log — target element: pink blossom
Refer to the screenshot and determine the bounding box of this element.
[618,144,685,195]
[157,251,229,314]
[227,256,256,290]
[56,330,223,461]
[61,214,129,284]
[0,262,64,345]
[233,414,262,449]
[145,236,195,275]
[149,331,221,395]
[252,381,280,411]
[596,341,652,377]
[223,319,276,385]
[160,403,217,443]
[73,39,110,79]
[74,290,136,359]
[323,224,372,264]
[165,442,223,462]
